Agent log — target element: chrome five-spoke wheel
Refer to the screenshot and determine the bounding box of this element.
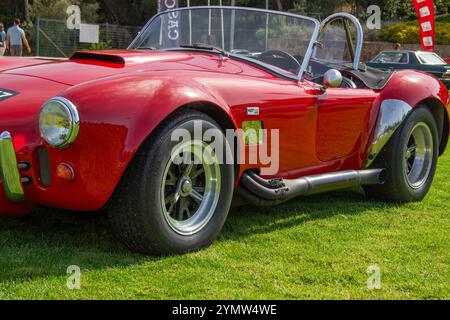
[110,111,234,255]
[404,122,434,190]
[161,140,221,236]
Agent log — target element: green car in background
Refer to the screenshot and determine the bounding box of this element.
[367,50,450,88]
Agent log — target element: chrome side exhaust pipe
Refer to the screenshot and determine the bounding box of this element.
[238,169,386,205]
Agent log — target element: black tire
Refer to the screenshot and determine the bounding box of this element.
[109,110,234,255]
[364,106,439,203]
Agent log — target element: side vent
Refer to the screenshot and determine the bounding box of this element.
[38,147,51,187]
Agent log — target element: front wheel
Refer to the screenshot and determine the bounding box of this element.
[364,106,439,203]
[109,110,234,255]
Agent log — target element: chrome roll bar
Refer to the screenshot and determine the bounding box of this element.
[319,12,364,70]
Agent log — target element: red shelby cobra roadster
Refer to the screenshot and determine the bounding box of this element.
[0,7,448,254]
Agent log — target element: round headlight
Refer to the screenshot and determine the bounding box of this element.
[39,97,80,148]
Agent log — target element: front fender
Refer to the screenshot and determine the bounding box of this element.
[365,70,449,167]
[40,71,237,211]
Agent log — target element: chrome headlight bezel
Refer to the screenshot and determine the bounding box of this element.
[39,97,80,148]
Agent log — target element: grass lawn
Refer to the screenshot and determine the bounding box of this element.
[0,152,448,300]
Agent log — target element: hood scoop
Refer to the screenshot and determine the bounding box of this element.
[69,50,192,68]
[70,52,125,67]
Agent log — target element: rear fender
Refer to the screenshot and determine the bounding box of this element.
[365,70,449,167]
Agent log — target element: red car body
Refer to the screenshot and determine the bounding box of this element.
[0,49,449,216]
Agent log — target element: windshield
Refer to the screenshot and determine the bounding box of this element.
[417,52,446,65]
[130,7,319,79]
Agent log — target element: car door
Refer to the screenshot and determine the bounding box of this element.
[312,14,378,162]
[315,88,378,162]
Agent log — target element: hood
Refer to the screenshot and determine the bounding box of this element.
[0,74,70,149]
[0,57,59,72]
[1,50,243,86]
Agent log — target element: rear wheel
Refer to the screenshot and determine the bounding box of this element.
[364,106,439,203]
[109,110,234,255]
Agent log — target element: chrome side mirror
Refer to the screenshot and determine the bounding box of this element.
[323,69,343,89]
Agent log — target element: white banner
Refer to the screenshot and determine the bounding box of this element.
[79,24,99,44]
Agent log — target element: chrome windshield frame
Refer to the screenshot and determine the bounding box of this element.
[128,5,321,81]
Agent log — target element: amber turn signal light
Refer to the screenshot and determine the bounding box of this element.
[56,163,75,183]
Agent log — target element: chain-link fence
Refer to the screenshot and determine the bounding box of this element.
[35,18,142,58]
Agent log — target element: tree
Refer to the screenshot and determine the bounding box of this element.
[24,0,31,23]
[275,0,283,11]
[29,0,99,22]
[7,0,450,29]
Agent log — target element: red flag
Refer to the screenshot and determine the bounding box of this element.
[412,0,435,52]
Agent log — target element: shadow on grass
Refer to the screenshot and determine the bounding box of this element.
[222,190,395,240]
[0,189,395,283]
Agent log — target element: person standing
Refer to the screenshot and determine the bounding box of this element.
[6,19,31,56]
[0,23,6,56]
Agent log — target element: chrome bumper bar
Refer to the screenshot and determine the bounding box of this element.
[0,131,24,202]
